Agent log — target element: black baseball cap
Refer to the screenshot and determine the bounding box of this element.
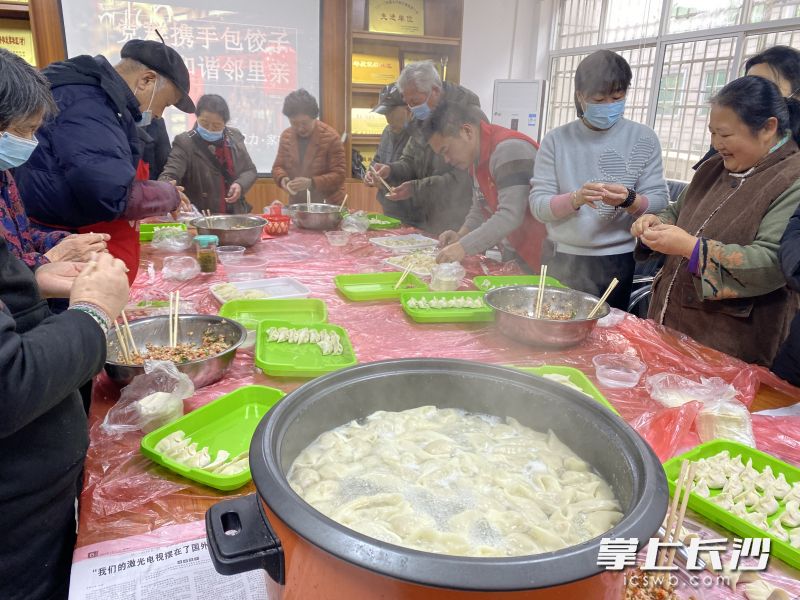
[121,38,195,113]
[372,83,405,114]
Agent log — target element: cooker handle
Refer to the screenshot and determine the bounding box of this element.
[205,493,285,584]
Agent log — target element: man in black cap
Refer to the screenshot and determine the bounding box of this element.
[364,83,420,226]
[14,38,194,283]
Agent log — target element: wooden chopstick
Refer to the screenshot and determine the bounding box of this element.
[587,277,619,319]
[394,264,413,290]
[114,321,130,364]
[659,460,688,568]
[168,292,175,347]
[535,265,548,319]
[121,311,138,357]
[174,290,180,347]
[667,462,697,573]
[370,165,394,194]
[306,188,311,208]
[340,194,349,212]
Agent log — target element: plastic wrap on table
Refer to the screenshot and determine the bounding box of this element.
[752,415,800,466]
[696,399,756,448]
[646,373,740,409]
[81,227,800,545]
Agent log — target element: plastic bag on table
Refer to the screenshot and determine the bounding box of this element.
[162,255,200,281]
[341,210,369,233]
[646,373,739,408]
[629,401,701,462]
[102,361,194,435]
[429,262,466,291]
[151,228,193,252]
[696,398,756,447]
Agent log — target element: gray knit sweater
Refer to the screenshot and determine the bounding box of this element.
[529,118,669,256]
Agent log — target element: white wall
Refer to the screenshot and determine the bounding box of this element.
[460,0,554,113]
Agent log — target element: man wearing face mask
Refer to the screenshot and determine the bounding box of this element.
[13,38,194,284]
[369,61,482,235]
[530,50,669,310]
[364,83,419,226]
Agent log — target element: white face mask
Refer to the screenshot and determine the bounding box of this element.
[137,80,157,128]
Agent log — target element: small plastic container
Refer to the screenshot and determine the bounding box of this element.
[194,234,219,273]
[592,354,646,388]
[223,256,268,281]
[217,245,246,264]
[325,230,350,246]
[430,262,466,291]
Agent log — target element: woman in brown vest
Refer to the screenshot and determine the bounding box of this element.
[632,76,800,366]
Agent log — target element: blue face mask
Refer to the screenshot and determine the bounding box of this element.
[196,124,224,142]
[0,131,39,169]
[409,91,433,120]
[582,98,626,130]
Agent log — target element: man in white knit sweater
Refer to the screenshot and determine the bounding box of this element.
[530,50,669,310]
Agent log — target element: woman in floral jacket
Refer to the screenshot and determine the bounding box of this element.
[1,170,107,269]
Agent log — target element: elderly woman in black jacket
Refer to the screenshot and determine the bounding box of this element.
[160,94,257,214]
[0,49,130,600]
[772,204,800,386]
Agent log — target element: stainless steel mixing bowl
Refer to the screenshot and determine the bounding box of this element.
[191,215,267,247]
[286,203,343,230]
[485,285,610,349]
[104,314,247,388]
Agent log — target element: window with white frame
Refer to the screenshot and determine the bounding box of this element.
[546,0,800,181]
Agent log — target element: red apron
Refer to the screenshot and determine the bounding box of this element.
[77,160,150,285]
[471,122,546,271]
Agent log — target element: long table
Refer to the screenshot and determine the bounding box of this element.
[76,227,800,595]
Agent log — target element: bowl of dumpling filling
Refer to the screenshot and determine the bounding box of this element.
[104,314,247,388]
[485,285,610,349]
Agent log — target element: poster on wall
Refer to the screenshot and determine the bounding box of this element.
[0,19,36,65]
[60,0,321,174]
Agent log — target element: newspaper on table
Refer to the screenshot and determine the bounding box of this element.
[69,520,269,600]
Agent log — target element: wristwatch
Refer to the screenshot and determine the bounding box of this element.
[619,187,637,209]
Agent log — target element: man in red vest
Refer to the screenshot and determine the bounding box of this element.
[424,101,546,272]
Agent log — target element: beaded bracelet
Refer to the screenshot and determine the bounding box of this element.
[69,302,111,336]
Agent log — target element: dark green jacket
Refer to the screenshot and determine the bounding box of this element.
[387,82,484,234]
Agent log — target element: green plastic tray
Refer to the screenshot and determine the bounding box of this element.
[255,320,358,377]
[400,291,494,323]
[511,365,619,415]
[367,213,402,229]
[140,385,285,491]
[663,440,800,570]
[139,222,187,242]
[473,275,566,291]
[218,298,327,331]
[334,272,428,301]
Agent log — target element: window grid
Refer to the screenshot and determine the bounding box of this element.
[547,0,800,181]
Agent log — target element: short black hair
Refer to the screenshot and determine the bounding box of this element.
[0,48,57,130]
[574,50,632,117]
[282,88,319,119]
[745,45,800,96]
[196,94,230,122]
[423,101,482,139]
[713,75,800,145]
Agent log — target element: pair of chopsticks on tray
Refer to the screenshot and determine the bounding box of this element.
[168,291,180,347]
[114,311,138,363]
[394,263,413,290]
